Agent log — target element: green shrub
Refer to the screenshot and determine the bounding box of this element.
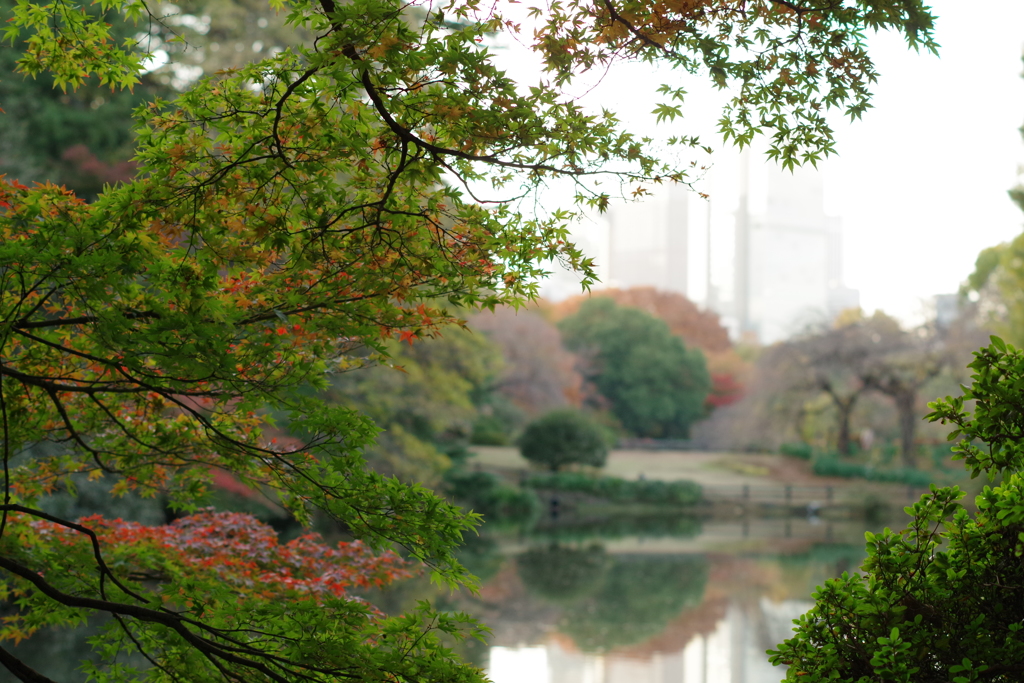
[811,456,934,487]
[518,409,609,472]
[771,338,1024,681]
[780,442,813,460]
[523,472,702,506]
[469,414,510,445]
[443,469,540,522]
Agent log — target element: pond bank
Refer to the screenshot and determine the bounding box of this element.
[468,446,934,517]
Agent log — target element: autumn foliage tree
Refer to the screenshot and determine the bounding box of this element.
[469,306,583,414]
[0,0,935,680]
[554,287,730,353]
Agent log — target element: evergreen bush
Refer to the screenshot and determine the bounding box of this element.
[523,472,702,506]
[518,409,610,471]
[780,442,814,460]
[443,469,540,522]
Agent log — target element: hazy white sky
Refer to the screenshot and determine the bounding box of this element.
[820,0,1024,322]
[517,0,1024,325]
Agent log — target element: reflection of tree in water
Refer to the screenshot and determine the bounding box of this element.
[516,545,708,652]
[562,555,708,651]
[516,544,610,603]
[456,533,507,584]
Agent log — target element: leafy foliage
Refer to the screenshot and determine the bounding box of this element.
[319,331,503,483]
[559,298,710,437]
[443,469,540,523]
[0,0,936,678]
[553,287,747,410]
[769,338,1024,682]
[523,472,702,506]
[518,409,610,471]
[553,286,731,353]
[0,0,166,197]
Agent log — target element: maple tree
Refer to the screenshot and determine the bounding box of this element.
[0,0,936,679]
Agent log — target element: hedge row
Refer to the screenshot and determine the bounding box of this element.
[811,457,935,487]
[523,472,702,506]
[443,470,540,522]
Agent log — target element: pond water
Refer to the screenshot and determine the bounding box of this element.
[369,512,895,683]
[9,511,897,682]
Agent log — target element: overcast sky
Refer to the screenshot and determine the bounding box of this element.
[819,0,1024,322]
[515,0,1024,325]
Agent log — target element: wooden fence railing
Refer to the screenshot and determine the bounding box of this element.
[700,483,924,505]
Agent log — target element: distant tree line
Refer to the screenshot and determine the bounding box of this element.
[699,309,985,468]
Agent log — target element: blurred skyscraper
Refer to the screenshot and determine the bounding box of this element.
[732,158,858,344]
[540,184,689,302]
[542,156,859,346]
[605,183,689,295]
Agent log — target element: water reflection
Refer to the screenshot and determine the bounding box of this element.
[472,516,875,683]
[489,597,811,683]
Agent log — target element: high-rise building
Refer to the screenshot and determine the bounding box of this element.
[541,184,690,302]
[732,159,858,344]
[605,184,689,295]
[542,157,856,347]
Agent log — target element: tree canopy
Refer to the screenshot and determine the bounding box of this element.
[0,0,937,680]
[559,298,710,438]
[318,330,503,483]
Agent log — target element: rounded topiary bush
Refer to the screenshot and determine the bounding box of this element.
[518,409,609,472]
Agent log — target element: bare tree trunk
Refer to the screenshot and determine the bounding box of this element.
[836,399,856,456]
[895,391,917,468]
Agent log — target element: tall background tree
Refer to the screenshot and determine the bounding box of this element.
[559,298,711,438]
[553,287,749,409]
[0,0,938,680]
[466,307,583,443]
[317,330,503,483]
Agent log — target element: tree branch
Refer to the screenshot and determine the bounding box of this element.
[0,644,58,683]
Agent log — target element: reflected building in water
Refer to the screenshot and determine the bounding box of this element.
[487,597,812,683]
